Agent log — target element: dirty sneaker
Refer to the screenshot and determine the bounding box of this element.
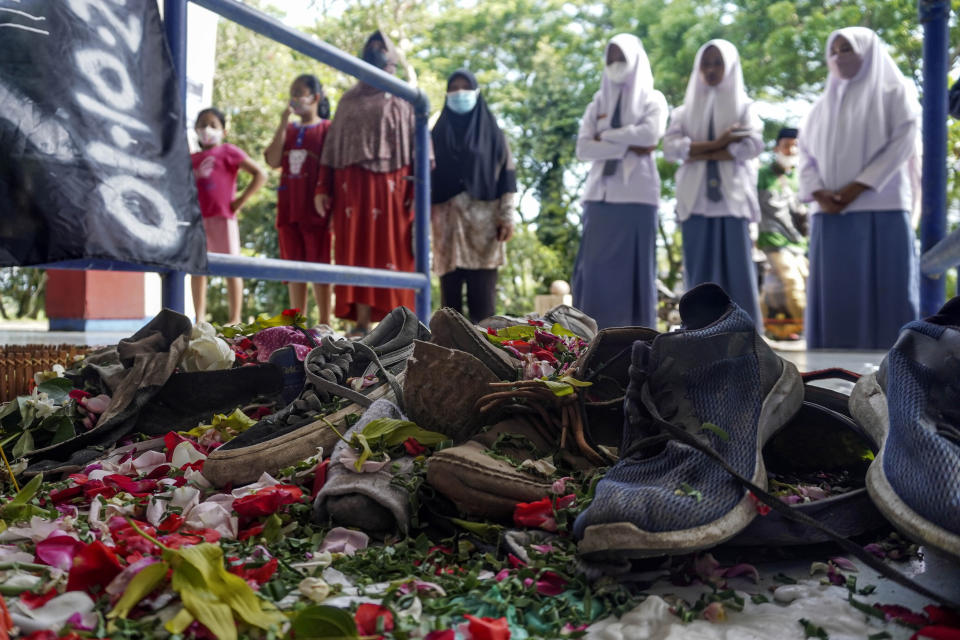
[429,308,522,380]
[575,283,803,559]
[203,307,430,487]
[425,326,655,521]
[731,370,885,546]
[849,296,960,558]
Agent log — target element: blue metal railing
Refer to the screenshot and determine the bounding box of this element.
[919,0,952,311]
[45,0,432,321]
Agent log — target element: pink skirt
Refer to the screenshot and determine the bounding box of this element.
[203,216,241,255]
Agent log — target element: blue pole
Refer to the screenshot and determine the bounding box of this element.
[919,0,950,315]
[414,104,432,321]
[162,0,188,313]
[190,0,420,103]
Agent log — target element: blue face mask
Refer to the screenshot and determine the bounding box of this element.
[446,89,478,114]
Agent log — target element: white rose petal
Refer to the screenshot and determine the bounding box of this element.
[298,576,332,603]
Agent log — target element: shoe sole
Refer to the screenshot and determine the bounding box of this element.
[430,309,520,380]
[850,373,960,558]
[426,441,554,520]
[578,360,804,559]
[202,380,397,488]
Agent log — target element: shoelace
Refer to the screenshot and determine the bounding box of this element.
[620,362,960,611]
[274,337,405,426]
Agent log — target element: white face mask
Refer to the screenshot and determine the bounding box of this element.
[197,127,223,146]
[775,151,797,171]
[606,61,630,84]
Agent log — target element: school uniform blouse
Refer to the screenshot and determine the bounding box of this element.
[798,81,918,214]
[576,91,668,206]
[662,102,763,222]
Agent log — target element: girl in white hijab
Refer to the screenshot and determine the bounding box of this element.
[799,27,919,349]
[572,33,668,329]
[663,39,764,327]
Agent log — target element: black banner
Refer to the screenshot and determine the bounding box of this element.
[0,0,206,271]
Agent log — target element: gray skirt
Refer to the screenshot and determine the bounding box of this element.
[806,210,919,350]
[682,214,762,327]
[572,201,658,329]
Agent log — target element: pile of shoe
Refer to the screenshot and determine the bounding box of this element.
[8,281,959,593]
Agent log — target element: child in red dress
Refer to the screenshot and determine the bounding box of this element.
[263,74,333,325]
[191,107,267,325]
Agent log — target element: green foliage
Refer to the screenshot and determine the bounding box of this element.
[199,0,960,316]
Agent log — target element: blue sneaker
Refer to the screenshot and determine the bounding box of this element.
[576,283,803,558]
[850,297,960,558]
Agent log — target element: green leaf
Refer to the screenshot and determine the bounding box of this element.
[109,561,169,619]
[0,400,19,421]
[352,433,374,472]
[360,418,449,448]
[555,375,592,387]
[172,562,237,640]
[867,633,892,640]
[539,380,575,397]
[3,473,40,508]
[751,594,770,604]
[213,408,256,433]
[36,378,73,401]
[798,618,830,639]
[675,482,703,502]
[165,606,195,635]
[170,543,285,634]
[11,430,34,459]
[449,517,504,542]
[847,595,885,620]
[17,397,35,432]
[290,605,360,639]
[549,323,577,338]
[262,513,283,543]
[1,473,52,523]
[46,417,76,445]
[700,422,730,442]
[493,325,537,340]
[182,408,258,441]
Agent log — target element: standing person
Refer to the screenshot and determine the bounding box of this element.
[757,127,808,328]
[799,27,920,349]
[315,31,422,335]
[431,69,516,323]
[191,107,267,325]
[572,33,668,330]
[264,74,333,325]
[663,39,764,327]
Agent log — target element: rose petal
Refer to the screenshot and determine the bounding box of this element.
[318,527,369,556]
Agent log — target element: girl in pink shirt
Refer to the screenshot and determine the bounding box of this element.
[191,107,267,325]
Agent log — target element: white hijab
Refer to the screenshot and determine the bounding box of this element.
[675,39,756,216]
[596,33,655,126]
[679,39,750,141]
[801,27,920,190]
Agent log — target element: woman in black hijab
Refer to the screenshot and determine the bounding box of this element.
[431,69,517,322]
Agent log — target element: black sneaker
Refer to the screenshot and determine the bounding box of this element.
[203,306,430,487]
